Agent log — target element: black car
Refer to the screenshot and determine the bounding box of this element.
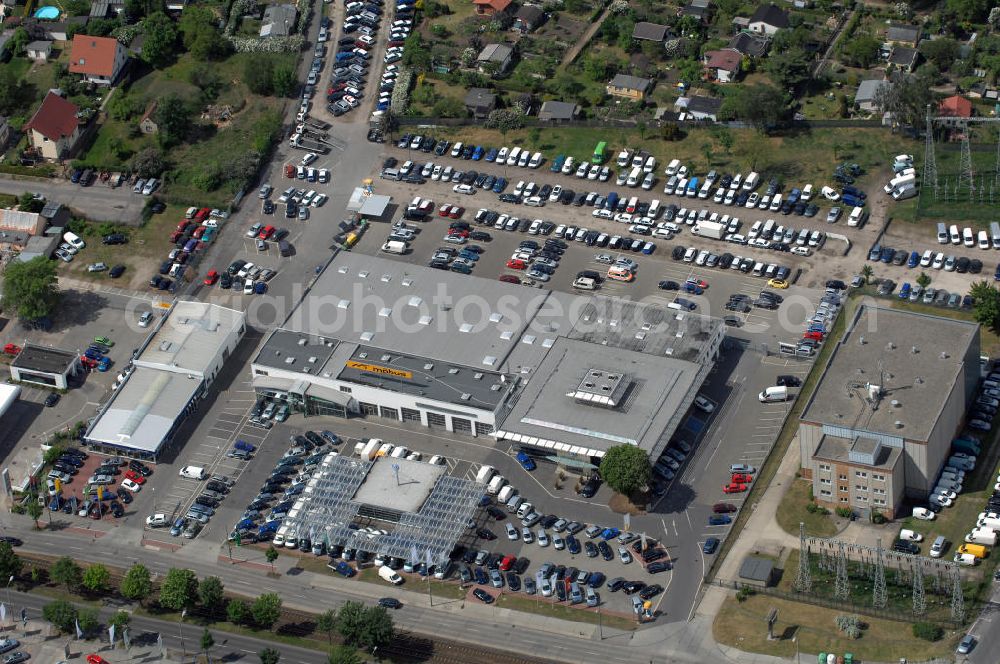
[647,561,670,574]
[486,506,505,520]
[658,280,680,291]
[102,233,127,245]
[539,515,559,529]
[472,588,494,604]
[607,577,626,592]
[44,393,60,407]
[623,581,646,595]
[579,477,601,498]
[377,597,402,609]
[477,528,496,541]
[584,541,598,558]
[58,455,83,468]
[639,584,663,599]
[0,537,22,547]
[892,540,919,555]
[129,461,152,476]
[109,264,126,279]
[671,245,686,260]
[513,557,530,574]
[195,496,219,508]
[116,488,132,504]
[598,541,613,561]
[776,375,802,387]
[506,572,521,591]
[109,501,125,518]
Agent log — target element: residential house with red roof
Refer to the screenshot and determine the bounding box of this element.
[939,95,972,118]
[68,35,128,86]
[472,0,511,16]
[703,48,743,83]
[24,93,82,161]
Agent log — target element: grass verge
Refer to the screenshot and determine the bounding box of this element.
[295,556,468,600]
[494,593,637,631]
[775,478,838,538]
[713,593,960,662]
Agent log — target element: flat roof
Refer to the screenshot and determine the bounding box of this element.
[813,434,901,470]
[136,301,244,375]
[352,457,446,513]
[11,344,77,374]
[738,556,774,582]
[85,367,201,452]
[801,305,978,442]
[253,329,338,373]
[497,337,701,455]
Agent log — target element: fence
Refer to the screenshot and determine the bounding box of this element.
[392,115,886,130]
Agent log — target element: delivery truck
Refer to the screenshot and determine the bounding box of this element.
[978,516,1000,531]
[378,566,403,584]
[475,465,496,484]
[692,220,726,239]
[965,529,998,546]
[380,240,408,254]
[758,386,789,403]
[957,543,988,559]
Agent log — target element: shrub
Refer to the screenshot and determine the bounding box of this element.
[835,507,853,518]
[736,586,756,603]
[835,614,862,639]
[806,502,818,514]
[912,622,943,641]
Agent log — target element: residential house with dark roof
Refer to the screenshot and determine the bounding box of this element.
[632,22,668,42]
[854,79,888,113]
[885,22,920,47]
[24,92,81,161]
[887,45,918,73]
[703,48,742,83]
[25,41,52,62]
[477,43,514,75]
[538,100,579,122]
[68,35,128,85]
[464,88,497,118]
[729,31,769,57]
[681,0,713,24]
[675,95,722,121]
[473,0,511,16]
[43,17,88,42]
[606,74,652,101]
[513,5,545,33]
[260,4,298,37]
[748,4,789,36]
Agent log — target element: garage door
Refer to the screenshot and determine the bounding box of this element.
[452,417,472,434]
[379,406,399,420]
[359,402,378,416]
[475,422,493,436]
[426,412,446,428]
[401,408,421,423]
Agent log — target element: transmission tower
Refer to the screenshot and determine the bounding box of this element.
[951,565,966,623]
[958,122,976,199]
[912,557,926,616]
[924,106,939,196]
[835,541,849,600]
[872,539,887,609]
[794,523,812,593]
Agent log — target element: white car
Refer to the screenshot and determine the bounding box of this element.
[506,523,518,540]
[744,192,759,208]
[522,527,534,544]
[536,529,550,547]
[121,479,142,492]
[63,231,85,250]
[693,395,715,413]
[301,152,318,166]
[453,184,475,195]
[146,513,168,527]
[820,186,840,200]
[595,254,614,264]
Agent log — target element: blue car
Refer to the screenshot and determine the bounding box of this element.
[516,451,536,471]
[170,518,186,536]
[588,571,605,588]
[899,283,911,299]
[235,439,256,452]
[601,527,620,541]
[377,102,389,110]
[472,146,484,160]
[880,246,893,263]
[703,537,719,554]
[333,561,354,577]
[492,177,507,193]
[485,148,498,162]
[458,250,480,262]
[236,518,256,531]
[84,349,102,361]
[908,251,920,268]
[97,356,111,372]
[708,515,731,525]
[474,566,488,585]
[551,155,565,172]
[567,535,581,554]
[641,242,656,255]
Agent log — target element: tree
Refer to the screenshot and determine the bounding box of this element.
[722,84,787,133]
[198,576,225,616]
[971,281,1000,333]
[109,610,130,631]
[991,6,1000,29]
[328,646,362,664]
[2,257,60,322]
[201,628,215,662]
[120,563,152,604]
[0,68,31,116]
[946,0,989,22]
[9,28,29,57]
[0,543,22,584]
[920,38,960,71]
[599,445,652,496]
[860,264,873,284]
[431,97,467,118]
[271,65,297,97]
[765,47,811,90]
[484,108,524,134]
[317,609,337,645]
[251,592,282,630]
[841,34,881,69]
[874,67,935,127]
[141,12,178,69]
[245,58,274,95]
[129,147,167,179]
[259,648,281,664]
[159,568,198,611]
[25,500,43,529]
[51,557,82,592]
[154,95,193,148]
[336,601,394,650]
[179,6,226,59]
[227,599,250,625]
[265,545,279,574]
[77,608,99,635]
[916,271,931,288]
[42,600,77,633]
[912,621,943,641]
[82,563,111,594]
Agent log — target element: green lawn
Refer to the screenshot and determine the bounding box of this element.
[495,593,638,631]
[775,478,838,538]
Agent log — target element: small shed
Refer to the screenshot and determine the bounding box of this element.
[464,88,497,118]
[139,101,158,134]
[538,100,579,122]
[738,556,777,588]
[26,40,52,61]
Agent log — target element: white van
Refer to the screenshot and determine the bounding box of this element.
[648,199,661,219]
[664,176,679,195]
[643,155,656,174]
[381,240,408,254]
[516,501,533,518]
[758,386,788,403]
[497,485,516,503]
[378,565,403,584]
[475,465,496,484]
[979,230,990,249]
[506,146,522,166]
[992,222,1000,249]
[517,150,531,168]
[626,166,642,187]
[665,158,681,176]
[450,142,463,158]
[937,223,948,244]
[950,224,961,244]
[487,474,507,494]
[178,466,206,480]
[742,171,760,191]
[963,227,975,247]
[528,152,543,169]
[898,529,923,542]
[506,495,524,512]
[752,261,765,276]
[954,552,978,566]
[616,149,631,168]
[847,207,867,227]
[883,173,915,193]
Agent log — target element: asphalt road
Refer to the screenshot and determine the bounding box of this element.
[0,175,146,224]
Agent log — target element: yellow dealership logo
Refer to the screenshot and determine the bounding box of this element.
[346,361,412,380]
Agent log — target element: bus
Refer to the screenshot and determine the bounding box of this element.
[592,141,607,164]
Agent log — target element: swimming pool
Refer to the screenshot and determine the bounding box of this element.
[33,6,60,19]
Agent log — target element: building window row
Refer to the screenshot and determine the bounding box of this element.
[819,478,832,485]
[873,498,886,505]
[838,485,848,492]
[873,487,886,495]
[855,485,868,492]
[855,471,868,479]
[872,473,886,481]
[855,495,868,503]
[838,474,848,480]
[819,464,831,471]
[820,489,832,497]
[839,497,848,503]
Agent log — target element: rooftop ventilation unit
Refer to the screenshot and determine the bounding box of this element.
[284,356,295,365]
[298,338,307,346]
[886,342,895,350]
[894,420,904,429]
[940,351,949,359]
[380,354,391,362]
[859,336,866,345]
[360,332,374,342]
[891,399,900,408]
[911,346,919,354]
[381,274,391,282]
[308,356,317,363]
[448,368,459,374]
[423,363,434,370]
[460,393,471,401]
[159,341,172,352]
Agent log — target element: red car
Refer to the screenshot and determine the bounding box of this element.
[448,206,464,219]
[499,555,516,571]
[193,208,210,223]
[169,230,183,243]
[203,270,219,286]
[124,470,146,485]
[722,482,747,494]
[731,473,753,484]
[447,229,469,238]
[258,225,275,240]
[284,164,296,178]
[80,356,98,369]
[506,259,527,270]
[192,226,207,239]
[438,204,453,217]
[498,274,521,284]
[2,343,20,356]
[803,330,824,341]
[176,220,190,232]
[87,655,110,664]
